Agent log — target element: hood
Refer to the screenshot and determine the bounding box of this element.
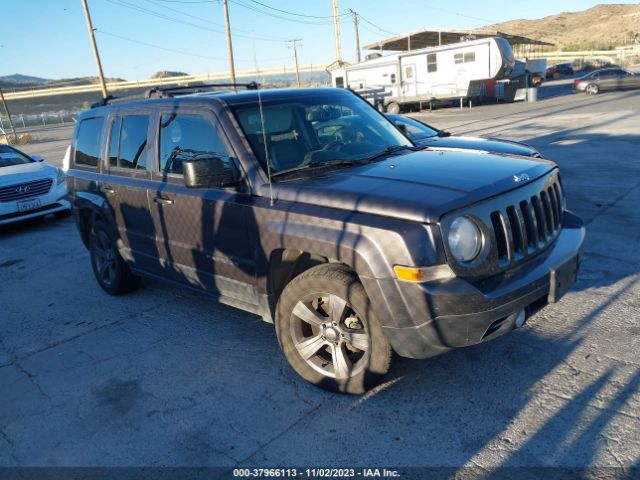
[416,135,539,157]
[0,161,58,186]
[273,150,555,223]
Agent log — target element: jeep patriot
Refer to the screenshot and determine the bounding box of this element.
[67,86,585,393]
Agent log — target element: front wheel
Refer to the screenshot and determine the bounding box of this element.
[90,220,141,295]
[275,264,392,394]
[585,83,599,95]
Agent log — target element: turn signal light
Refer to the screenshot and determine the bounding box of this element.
[393,264,455,283]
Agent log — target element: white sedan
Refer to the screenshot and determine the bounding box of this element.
[0,144,70,225]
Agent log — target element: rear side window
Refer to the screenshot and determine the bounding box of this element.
[75,117,104,166]
[108,115,149,170]
[159,114,230,175]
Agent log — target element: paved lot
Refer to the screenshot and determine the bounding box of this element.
[1,86,639,474]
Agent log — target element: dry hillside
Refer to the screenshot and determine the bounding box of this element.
[485,3,640,49]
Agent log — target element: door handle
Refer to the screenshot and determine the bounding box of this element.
[102,185,116,194]
[154,196,175,206]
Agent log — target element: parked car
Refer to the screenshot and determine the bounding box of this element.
[386,114,542,157]
[67,86,585,394]
[573,68,640,95]
[545,63,574,79]
[0,144,70,225]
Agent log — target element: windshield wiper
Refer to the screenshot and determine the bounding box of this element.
[270,158,364,178]
[362,145,417,164]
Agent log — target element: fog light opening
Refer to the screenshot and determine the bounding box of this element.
[514,309,526,328]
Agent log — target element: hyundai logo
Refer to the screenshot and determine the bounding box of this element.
[513,173,530,183]
[16,185,30,194]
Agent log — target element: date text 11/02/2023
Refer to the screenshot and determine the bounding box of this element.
[232,468,401,478]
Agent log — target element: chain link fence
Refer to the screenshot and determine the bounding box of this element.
[0,110,78,131]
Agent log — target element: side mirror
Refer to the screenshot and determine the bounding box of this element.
[396,123,409,136]
[183,156,239,189]
[438,130,451,138]
[32,155,45,162]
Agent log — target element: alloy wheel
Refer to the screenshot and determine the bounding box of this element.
[290,292,370,379]
[92,230,117,287]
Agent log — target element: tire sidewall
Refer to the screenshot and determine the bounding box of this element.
[89,220,124,295]
[387,102,401,114]
[275,265,391,394]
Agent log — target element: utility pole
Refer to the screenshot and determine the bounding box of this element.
[331,0,342,62]
[222,0,237,91]
[350,10,361,63]
[81,0,108,98]
[287,39,302,87]
[0,88,18,143]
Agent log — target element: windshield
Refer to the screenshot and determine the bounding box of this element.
[0,145,34,168]
[229,91,412,175]
[387,114,439,139]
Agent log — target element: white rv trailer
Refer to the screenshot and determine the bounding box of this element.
[331,36,515,112]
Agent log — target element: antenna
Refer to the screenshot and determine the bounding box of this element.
[257,89,274,206]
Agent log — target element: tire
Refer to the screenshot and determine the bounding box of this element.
[89,220,141,295]
[275,264,392,394]
[586,83,599,95]
[386,102,401,115]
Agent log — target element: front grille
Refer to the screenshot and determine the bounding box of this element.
[441,170,565,278]
[490,177,563,267]
[0,178,53,202]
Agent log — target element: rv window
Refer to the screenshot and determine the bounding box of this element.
[335,76,344,88]
[390,73,396,84]
[405,66,414,79]
[455,52,475,64]
[427,53,437,73]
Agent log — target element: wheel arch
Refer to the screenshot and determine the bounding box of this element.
[74,191,116,249]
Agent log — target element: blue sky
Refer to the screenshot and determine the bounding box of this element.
[1,0,635,80]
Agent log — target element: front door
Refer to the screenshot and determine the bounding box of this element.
[147,109,255,301]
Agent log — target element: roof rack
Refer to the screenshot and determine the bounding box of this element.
[90,81,259,108]
[146,81,260,99]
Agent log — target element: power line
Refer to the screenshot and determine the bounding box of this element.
[356,13,398,36]
[104,0,287,42]
[96,29,229,61]
[142,0,287,42]
[244,0,349,19]
[96,29,289,63]
[229,0,341,25]
[151,0,214,3]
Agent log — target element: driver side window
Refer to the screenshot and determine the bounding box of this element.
[159,113,230,175]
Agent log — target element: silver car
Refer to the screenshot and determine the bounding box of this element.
[0,145,70,225]
[573,68,640,95]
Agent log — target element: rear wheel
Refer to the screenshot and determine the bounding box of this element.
[275,264,392,394]
[90,220,140,295]
[585,83,599,95]
[386,102,401,114]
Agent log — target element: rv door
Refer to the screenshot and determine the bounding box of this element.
[402,64,417,98]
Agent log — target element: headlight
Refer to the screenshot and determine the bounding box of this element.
[56,168,66,185]
[448,217,483,262]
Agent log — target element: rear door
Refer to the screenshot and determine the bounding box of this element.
[147,107,256,301]
[103,111,158,272]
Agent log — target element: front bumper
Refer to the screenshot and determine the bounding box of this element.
[365,212,585,359]
[0,182,70,225]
